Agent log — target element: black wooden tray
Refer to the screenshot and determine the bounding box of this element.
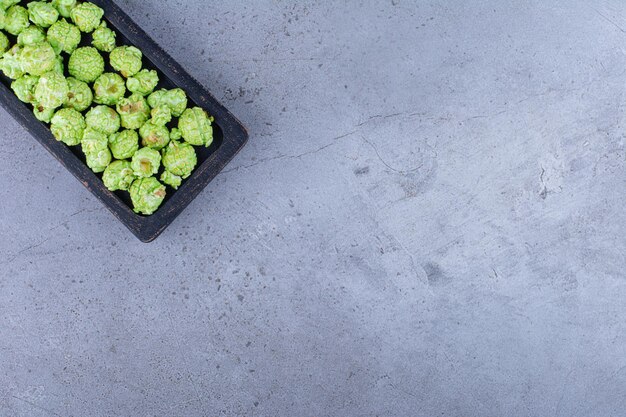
[0,0,248,242]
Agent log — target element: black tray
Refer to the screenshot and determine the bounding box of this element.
[0,0,248,242]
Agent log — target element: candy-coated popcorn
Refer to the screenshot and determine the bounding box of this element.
[178,107,214,147]
[93,72,126,105]
[129,177,166,215]
[85,105,121,135]
[34,71,69,109]
[108,129,139,160]
[64,77,93,112]
[162,140,197,179]
[68,46,104,83]
[126,69,158,96]
[131,147,161,178]
[47,19,81,53]
[70,2,103,33]
[91,21,116,52]
[50,108,85,146]
[110,45,142,78]
[116,93,150,130]
[103,160,135,191]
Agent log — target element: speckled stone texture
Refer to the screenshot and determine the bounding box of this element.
[1,1,625,416]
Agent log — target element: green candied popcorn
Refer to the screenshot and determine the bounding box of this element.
[27,2,59,28]
[93,72,126,105]
[179,107,214,147]
[5,5,29,36]
[129,177,166,215]
[85,148,111,173]
[170,127,181,141]
[91,21,116,53]
[126,69,158,96]
[0,32,9,54]
[68,46,104,83]
[108,129,139,160]
[17,26,45,46]
[102,160,135,191]
[139,121,170,150]
[70,2,103,33]
[20,42,56,76]
[0,0,19,11]
[109,46,142,78]
[33,102,55,123]
[147,88,188,117]
[0,45,24,79]
[47,20,81,54]
[50,108,85,146]
[85,105,121,135]
[116,93,150,130]
[52,0,77,19]
[64,77,93,112]
[81,126,108,153]
[34,71,68,108]
[11,74,39,103]
[131,147,161,178]
[150,105,171,126]
[160,171,182,189]
[162,140,197,179]
[0,8,5,31]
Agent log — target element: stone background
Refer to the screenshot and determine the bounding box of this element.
[1,0,625,416]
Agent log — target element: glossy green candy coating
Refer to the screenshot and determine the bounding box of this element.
[116,93,150,130]
[109,46,142,78]
[11,74,39,103]
[17,25,45,46]
[34,71,68,109]
[126,69,158,96]
[64,77,93,112]
[91,21,116,52]
[27,2,59,28]
[0,32,9,54]
[148,88,188,117]
[5,5,29,35]
[139,121,170,150]
[150,105,171,126]
[129,177,166,215]
[162,140,197,179]
[85,148,111,173]
[160,171,182,189]
[108,129,139,160]
[0,45,24,79]
[170,127,181,141]
[93,72,126,105]
[131,147,161,178]
[103,160,135,191]
[50,108,85,146]
[47,20,81,54]
[33,103,55,123]
[20,42,56,76]
[179,107,214,147]
[52,0,77,18]
[85,105,121,135]
[81,126,108,154]
[0,8,5,31]
[68,46,104,83]
[70,2,103,33]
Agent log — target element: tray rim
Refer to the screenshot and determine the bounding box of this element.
[0,0,249,242]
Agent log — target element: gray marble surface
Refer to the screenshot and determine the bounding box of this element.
[1,0,625,416]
